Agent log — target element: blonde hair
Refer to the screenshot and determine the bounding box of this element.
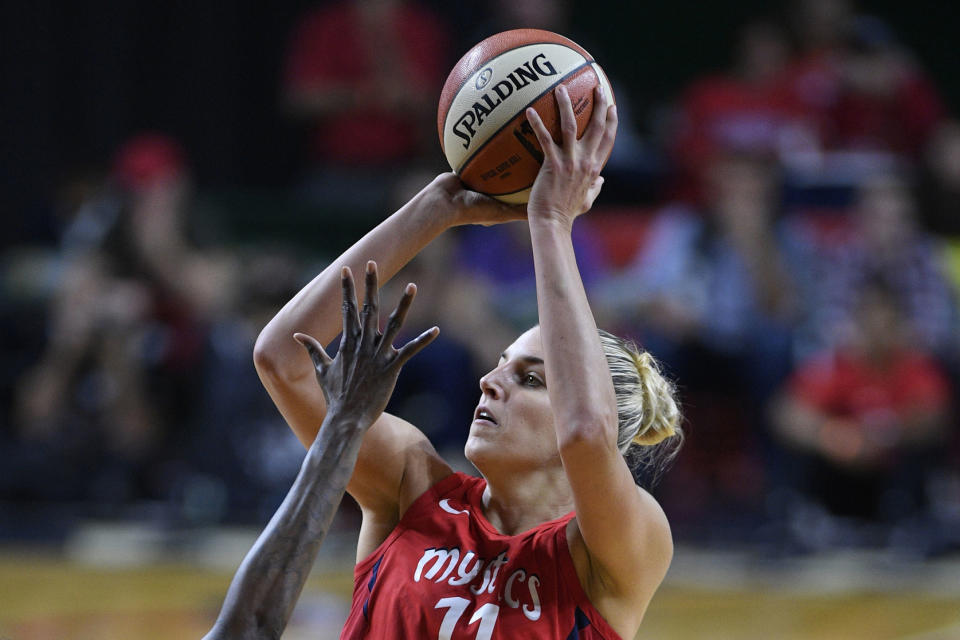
[598,330,684,486]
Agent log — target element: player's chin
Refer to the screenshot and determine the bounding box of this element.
[464,431,497,463]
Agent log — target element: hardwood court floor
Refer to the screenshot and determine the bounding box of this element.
[1,551,958,639]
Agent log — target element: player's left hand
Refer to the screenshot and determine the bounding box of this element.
[525,83,617,230]
[431,172,528,228]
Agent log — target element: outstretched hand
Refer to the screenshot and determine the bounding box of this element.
[525,83,618,229]
[294,261,438,428]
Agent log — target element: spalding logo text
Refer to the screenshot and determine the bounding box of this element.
[451,53,559,150]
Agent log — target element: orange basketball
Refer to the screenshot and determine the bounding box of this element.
[438,29,614,204]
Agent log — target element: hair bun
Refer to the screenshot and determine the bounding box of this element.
[629,350,679,447]
[631,423,676,446]
[598,329,684,488]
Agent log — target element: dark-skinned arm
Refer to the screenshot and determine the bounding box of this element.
[204,263,437,640]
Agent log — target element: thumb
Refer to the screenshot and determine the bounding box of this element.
[294,332,333,368]
[460,191,527,226]
[580,176,605,214]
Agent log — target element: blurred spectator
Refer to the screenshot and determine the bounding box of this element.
[282,0,450,207]
[782,0,853,128]
[783,2,946,160]
[603,152,797,382]
[919,121,960,304]
[770,281,952,523]
[456,221,608,332]
[596,152,799,530]
[920,120,960,237]
[791,173,958,360]
[828,16,946,157]
[10,133,237,506]
[188,250,306,522]
[672,19,816,201]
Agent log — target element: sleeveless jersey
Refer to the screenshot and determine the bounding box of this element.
[340,472,622,639]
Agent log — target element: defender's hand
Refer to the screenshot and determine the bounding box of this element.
[294,261,438,429]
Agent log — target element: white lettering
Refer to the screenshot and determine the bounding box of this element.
[523,575,542,621]
[470,564,492,594]
[416,545,543,626]
[503,569,525,608]
[485,552,509,594]
[448,551,482,586]
[416,548,460,583]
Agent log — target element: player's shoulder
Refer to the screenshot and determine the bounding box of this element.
[367,414,453,514]
[587,484,671,560]
[568,484,672,587]
[349,412,452,516]
[634,484,672,556]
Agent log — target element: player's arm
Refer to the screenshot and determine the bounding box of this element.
[526,88,672,617]
[205,266,437,640]
[253,176,522,514]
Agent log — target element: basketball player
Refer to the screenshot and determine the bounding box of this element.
[205,84,682,639]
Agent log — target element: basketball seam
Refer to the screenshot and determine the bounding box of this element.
[441,42,593,150]
[453,61,594,175]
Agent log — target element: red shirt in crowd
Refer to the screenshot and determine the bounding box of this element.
[788,348,950,433]
[782,52,946,156]
[674,75,806,167]
[283,2,449,165]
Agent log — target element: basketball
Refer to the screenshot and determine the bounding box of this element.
[438,29,614,204]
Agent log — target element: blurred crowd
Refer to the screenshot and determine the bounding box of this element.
[2,0,958,555]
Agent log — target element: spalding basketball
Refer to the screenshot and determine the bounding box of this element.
[438,29,614,204]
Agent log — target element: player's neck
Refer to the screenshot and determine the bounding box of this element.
[479,467,574,536]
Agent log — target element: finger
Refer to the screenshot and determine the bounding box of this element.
[581,84,609,154]
[524,107,557,163]
[294,332,333,369]
[341,266,361,351]
[395,326,440,366]
[379,283,417,354]
[595,103,618,164]
[555,84,578,149]
[361,261,380,348]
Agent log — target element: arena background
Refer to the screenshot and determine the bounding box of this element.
[2,1,959,638]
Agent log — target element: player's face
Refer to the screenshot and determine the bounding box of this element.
[465,326,560,472]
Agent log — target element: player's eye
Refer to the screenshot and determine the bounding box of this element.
[521,372,543,387]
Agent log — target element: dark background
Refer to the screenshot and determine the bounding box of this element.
[4,0,959,241]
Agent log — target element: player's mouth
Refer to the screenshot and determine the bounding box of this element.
[473,406,499,426]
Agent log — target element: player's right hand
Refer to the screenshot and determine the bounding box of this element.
[525,84,617,229]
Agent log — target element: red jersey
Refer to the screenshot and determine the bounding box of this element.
[340,472,622,639]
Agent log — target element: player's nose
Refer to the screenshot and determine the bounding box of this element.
[479,369,504,399]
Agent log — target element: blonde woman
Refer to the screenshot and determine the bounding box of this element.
[206,84,682,640]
